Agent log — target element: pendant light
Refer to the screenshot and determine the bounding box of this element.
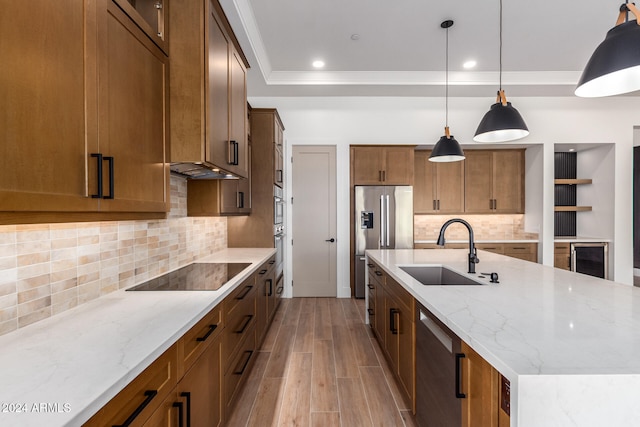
[576,1,640,97]
[473,0,529,143]
[430,20,465,163]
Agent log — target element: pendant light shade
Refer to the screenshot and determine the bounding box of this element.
[576,3,640,97]
[474,91,529,143]
[430,127,465,162]
[473,0,528,143]
[429,20,465,163]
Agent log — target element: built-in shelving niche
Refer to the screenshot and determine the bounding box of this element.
[554,152,592,236]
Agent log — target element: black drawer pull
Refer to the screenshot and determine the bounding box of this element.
[235,315,253,334]
[375,271,383,277]
[266,279,273,296]
[91,153,103,199]
[389,308,399,334]
[234,350,253,375]
[367,263,374,268]
[259,269,268,275]
[113,389,157,427]
[511,247,526,250]
[104,156,114,199]
[172,401,184,427]
[180,392,191,427]
[196,324,217,342]
[276,286,284,295]
[455,353,466,398]
[268,260,275,265]
[367,308,374,315]
[235,285,253,300]
[367,284,374,290]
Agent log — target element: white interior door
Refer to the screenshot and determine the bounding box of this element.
[292,145,337,297]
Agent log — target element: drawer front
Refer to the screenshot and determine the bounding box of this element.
[504,243,536,254]
[475,243,505,254]
[225,275,257,319]
[223,289,256,366]
[224,322,256,407]
[367,261,386,286]
[554,243,571,254]
[84,344,178,427]
[179,305,223,376]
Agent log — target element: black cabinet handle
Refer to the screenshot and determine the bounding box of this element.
[455,353,466,398]
[228,140,239,165]
[367,308,374,315]
[266,279,273,296]
[237,191,244,208]
[367,263,374,268]
[234,350,253,375]
[179,392,191,427]
[113,390,157,427]
[389,308,399,335]
[196,324,217,342]
[268,260,275,265]
[375,271,383,277]
[172,401,184,427]
[259,269,268,275]
[103,156,114,199]
[91,153,103,199]
[276,286,283,295]
[235,315,253,334]
[235,285,253,300]
[367,284,374,290]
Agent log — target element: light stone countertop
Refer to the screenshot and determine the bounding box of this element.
[0,248,275,427]
[366,248,640,427]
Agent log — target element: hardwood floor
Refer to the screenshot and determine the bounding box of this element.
[226,297,418,427]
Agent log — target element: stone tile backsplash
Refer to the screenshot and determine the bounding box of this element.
[414,214,538,241]
[0,175,227,337]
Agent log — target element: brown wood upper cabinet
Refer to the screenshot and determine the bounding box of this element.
[351,146,414,185]
[169,0,249,178]
[464,150,524,214]
[414,150,465,214]
[0,0,169,221]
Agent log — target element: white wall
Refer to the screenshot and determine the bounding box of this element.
[250,96,640,286]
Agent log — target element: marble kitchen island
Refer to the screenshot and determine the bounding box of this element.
[367,248,640,427]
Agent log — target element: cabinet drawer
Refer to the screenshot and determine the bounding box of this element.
[224,322,256,407]
[225,275,257,319]
[554,243,571,254]
[475,243,505,254]
[367,261,385,286]
[223,290,256,366]
[178,305,223,377]
[84,344,178,427]
[504,244,536,254]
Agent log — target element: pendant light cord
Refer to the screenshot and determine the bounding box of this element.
[445,25,449,128]
[499,0,503,91]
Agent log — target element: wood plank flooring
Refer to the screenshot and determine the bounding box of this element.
[226,297,418,427]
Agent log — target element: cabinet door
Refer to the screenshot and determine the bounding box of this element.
[178,338,222,427]
[351,147,384,184]
[383,147,414,185]
[98,1,169,212]
[207,8,231,171]
[384,294,400,371]
[436,160,465,213]
[492,150,523,213]
[414,151,437,213]
[274,120,284,187]
[464,151,494,213]
[397,302,414,405]
[461,341,499,427]
[228,48,248,178]
[0,0,99,213]
[374,278,386,343]
[142,389,180,427]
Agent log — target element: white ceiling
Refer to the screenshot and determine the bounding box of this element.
[220,0,627,97]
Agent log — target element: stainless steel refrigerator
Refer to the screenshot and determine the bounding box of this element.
[354,185,413,298]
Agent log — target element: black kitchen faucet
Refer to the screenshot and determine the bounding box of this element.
[436,218,479,274]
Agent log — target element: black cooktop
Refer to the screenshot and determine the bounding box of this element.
[126,262,251,291]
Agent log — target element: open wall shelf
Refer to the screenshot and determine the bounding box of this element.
[554,179,592,185]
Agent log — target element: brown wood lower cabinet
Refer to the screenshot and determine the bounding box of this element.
[83,257,278,426]
[554,243,571,270]
[416,242,539,263]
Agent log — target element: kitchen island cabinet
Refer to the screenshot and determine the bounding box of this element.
[366,248,640,426]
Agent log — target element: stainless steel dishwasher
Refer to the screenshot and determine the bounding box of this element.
[415,303,463,426]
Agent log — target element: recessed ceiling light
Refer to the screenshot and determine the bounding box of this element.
[312,60,325,68]
[351,34,360,41]
[569,148,576,152]
[463,60,477,69]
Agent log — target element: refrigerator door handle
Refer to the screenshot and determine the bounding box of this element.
[386,195,390,246]
[380,195,385,248]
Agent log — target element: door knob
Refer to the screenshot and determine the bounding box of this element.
[325,238,335,242]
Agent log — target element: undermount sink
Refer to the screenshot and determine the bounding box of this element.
[399,266,484,286]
